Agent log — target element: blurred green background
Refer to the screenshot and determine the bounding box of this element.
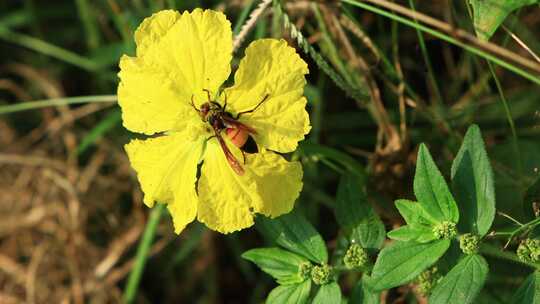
[0,0,539,303]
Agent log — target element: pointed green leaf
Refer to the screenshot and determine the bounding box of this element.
[414,144,459,223]
[429,254,489,304]
[387,225,437,243]
[368,239,450,291]
[242,247,308,285]
[351,275,380,304]
[451,125,495,236]
[256,210,328,263]
[312,282,342,304]
[336,173,385,249]
[266,280,311,304]
[512,271,540,304]
[469,0,538,40]
[395,199,438,226]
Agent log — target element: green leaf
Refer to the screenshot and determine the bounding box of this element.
[429,254,489,304]
[350,275,380,304]
[491,140,540,221]
[256,210,328,263]
[387,225,437,243]
[414,144,459,223]
[335,173,385,249]
[312,282,342,304]
[451,125,496,236]
[368,239,450,291]
[388,200,438,243]
[266,280,311,304]
[469,0,538,40]
[512,271,540,304]
[242,247,308,285]
[395,199,438,226]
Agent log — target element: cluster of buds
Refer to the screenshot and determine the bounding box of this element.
[415,267,441,297]
[298,262,312,280]
[517,239,540,264]
[459,233,480,255]
[433,221,457,239]
[343,243,369,269]
[310,264,332,285]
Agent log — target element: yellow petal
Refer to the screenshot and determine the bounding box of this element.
[223,39,310,153]
[248,151,303,218]
[197,139,303,233]
[125,134,204,233]
[118,9,232,135]
[134,10,181,57]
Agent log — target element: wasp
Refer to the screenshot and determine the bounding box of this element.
[191,89,268,175]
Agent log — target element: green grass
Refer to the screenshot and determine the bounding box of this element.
[1,0,539,302]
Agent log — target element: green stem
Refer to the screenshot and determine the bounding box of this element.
[123,204,165,304]
[341,0,540,86]
[233,0,256,36]
[487,62,523,174]
[480,243,538,268]
[0,26,100,71]
[0,95,117,115]
[407,0,443,105]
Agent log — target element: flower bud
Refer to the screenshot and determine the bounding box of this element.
[298,262,312,280]
[415,267,441,297]
[343,243,369,269]
[432,221,457,239]
[517,239,540,263]
[459,233,480,255]
[311,264,332,285]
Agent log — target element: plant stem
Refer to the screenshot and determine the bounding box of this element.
[407,0,443,105]
[487,62,523,174]
[123,204,165,304]
[480,243,538,269]
[0,95,117,115]
[341,0,540,86]
[0,26,100,71]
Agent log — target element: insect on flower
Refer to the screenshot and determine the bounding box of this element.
[118,9,311,234]
[191,89,268,175]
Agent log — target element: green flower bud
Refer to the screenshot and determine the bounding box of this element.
[343,243,369,269]
[415,267,441,297]
[459,233,480,255]
[311,264,332,285]
[432,221,457,239]
[517,239,540,263]
[298,262,312,280]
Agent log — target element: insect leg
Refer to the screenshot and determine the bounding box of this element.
[235,94,269,119]
[241,150,246,165]
[203,89,212,102]
[222,92,228,112]
[190,95,200,112]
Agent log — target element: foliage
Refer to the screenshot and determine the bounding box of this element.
[1,0,539,303]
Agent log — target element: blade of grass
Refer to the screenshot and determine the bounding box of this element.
[342,0,540,86]
[233,0,256,36]
[75,0,100,50]
[169,223,206,267]
[272,0,369,102]
[487,61,523,174]
[76,109,122,155]
[0,26,100,71]
[0,95,117,115]
[407,0,443,104]
[123,203,165,304]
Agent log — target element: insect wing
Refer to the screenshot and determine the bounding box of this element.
[222,115,257,134]
[214,129,245,176]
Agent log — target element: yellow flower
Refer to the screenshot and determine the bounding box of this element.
[118,9,311,234]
